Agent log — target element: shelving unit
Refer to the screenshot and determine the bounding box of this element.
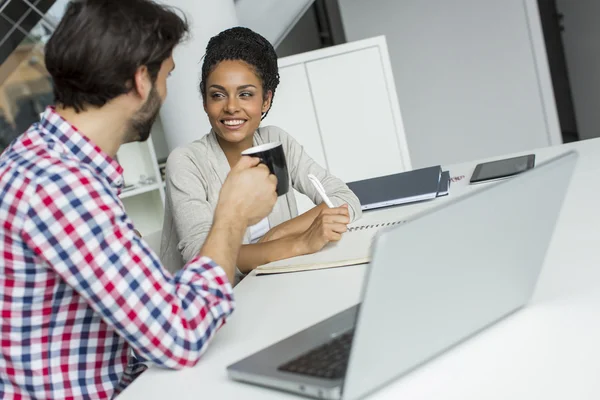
[116,119,169,236]
[121,189,165,236]
[120,182,163,200]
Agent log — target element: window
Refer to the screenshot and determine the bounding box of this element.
[0,0,65,152]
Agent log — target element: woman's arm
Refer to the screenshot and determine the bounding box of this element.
[236,205,350,273]
[167,148,292,276]
[237,237,304,273]
[259,203,328,242]
[234,126,362,271]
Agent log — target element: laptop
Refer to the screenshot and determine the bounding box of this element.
[227,151,578,400]
[346,166,442,210]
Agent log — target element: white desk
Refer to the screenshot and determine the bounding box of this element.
[120,139,600,399]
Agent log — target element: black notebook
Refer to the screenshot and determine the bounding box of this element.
[347,166,442,211]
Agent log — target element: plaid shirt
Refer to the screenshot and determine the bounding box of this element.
[0,107,235,399]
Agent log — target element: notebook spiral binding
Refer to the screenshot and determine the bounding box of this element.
[347,220,406,232]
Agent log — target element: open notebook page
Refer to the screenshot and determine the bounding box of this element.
[255,220,406,275]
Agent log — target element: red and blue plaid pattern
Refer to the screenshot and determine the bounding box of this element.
[0,107,234,399]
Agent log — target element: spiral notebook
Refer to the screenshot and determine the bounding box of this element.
[255,220,407,275]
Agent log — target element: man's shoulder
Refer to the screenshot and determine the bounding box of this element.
[0,132,111,226]
[2,130,60,180]
[2,131,106,194]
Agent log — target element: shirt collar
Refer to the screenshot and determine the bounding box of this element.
[39,106,124,190]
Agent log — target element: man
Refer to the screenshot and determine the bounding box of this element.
[0,1,277,398]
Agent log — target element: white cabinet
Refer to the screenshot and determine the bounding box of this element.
[306,46,408,182]
[263,36,411,212]
[262,64,327,213]
[269,64,326,167]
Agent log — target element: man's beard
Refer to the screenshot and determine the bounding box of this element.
[124,85,162,143]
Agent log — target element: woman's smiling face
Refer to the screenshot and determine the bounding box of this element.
[204,60,272,145]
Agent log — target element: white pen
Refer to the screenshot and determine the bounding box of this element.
[308,174,335,208]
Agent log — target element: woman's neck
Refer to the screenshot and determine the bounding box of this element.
[217,134,255,168]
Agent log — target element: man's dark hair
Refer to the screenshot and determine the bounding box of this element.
[45,0,189,112]
[199,27,280,119]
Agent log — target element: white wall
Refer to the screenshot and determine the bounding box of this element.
[557,0,600,140]
[158,0,238,152]
[45,0,70,24]
[338,0,561,168]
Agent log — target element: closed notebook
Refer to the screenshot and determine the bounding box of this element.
[346,166,442,211]
[255,220,406,275]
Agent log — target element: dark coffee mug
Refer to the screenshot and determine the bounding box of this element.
[241,142,289,196]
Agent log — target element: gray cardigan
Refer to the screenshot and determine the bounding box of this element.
[159,125,362,274]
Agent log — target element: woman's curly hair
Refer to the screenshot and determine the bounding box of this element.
[199,27,280,119]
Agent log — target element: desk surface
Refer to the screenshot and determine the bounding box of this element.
[121,139,600,400]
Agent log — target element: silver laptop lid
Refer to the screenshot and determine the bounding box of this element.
[343,151,578,400]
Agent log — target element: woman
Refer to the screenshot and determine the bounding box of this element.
[160,27,362,279]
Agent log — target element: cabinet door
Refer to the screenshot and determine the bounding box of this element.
[262,63,325,213]
[306,46,407,182]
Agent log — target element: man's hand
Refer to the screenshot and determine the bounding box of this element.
[201,156,278,282]
[298,205,350,254]
[216,156,278,227]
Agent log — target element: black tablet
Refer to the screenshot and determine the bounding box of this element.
[470,154,535,184]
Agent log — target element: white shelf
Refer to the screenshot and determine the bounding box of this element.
[120,182,162,199]
[116,129,167,232]
[121,190,165,235]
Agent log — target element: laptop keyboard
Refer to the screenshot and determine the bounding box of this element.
[277,331,354,380]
